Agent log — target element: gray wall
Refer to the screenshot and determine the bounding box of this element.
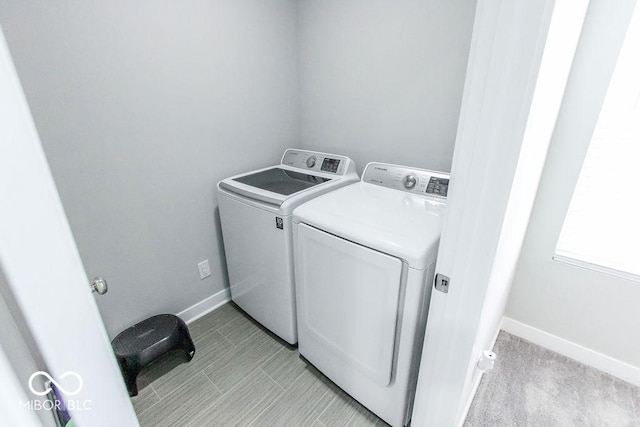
[298,0,476,173]
[0,0,299,337]
[0,0,474,338]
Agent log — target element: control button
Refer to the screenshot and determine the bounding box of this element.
[306,156,317,168]
[403,174,417,190]
[426,176,449,197]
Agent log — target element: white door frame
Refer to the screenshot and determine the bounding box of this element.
[411,0,589,425]
[0,28,138,426]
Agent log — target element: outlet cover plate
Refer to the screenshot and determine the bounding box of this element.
[198,260,211,280]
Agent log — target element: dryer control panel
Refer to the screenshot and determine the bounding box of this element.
[281,149,353,176]
[362,162,450,198]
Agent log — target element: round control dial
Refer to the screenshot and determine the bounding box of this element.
[306,156,317,168]
[403,174,418,190]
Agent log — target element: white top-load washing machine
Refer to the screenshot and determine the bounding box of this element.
[292,162,450,427]
[217,149,358,345]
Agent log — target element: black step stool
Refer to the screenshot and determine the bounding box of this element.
[111,314,195,396]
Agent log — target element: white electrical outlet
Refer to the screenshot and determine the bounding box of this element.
[198,260,211,280]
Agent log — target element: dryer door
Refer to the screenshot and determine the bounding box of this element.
[296,223,403,386]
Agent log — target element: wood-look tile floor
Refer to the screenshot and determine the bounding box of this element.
[132,303,387,426]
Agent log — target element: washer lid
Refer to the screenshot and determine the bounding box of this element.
[217,149,358,208]
[292,182,446,269]
[231,167,330,195]
[219,166,337,207]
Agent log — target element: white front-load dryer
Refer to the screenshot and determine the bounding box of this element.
[217,149,358,345]
[292,162,450,426]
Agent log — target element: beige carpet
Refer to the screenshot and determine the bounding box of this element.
[465,332,640,426]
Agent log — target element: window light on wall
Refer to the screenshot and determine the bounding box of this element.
[554,2,640,281]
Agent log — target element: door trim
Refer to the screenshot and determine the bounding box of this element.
[411,0,589,425]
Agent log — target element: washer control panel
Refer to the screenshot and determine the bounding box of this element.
[362,162,450,198]
[403,174,418,190]
[281,149,350,175]
[306,156,317,168]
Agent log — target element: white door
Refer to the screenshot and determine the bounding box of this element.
[0,28,138,426]
[296,224,403,386]
[411,0,589,425]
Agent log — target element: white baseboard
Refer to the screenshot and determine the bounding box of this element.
[501,316,640,387]
[177,287,231,325]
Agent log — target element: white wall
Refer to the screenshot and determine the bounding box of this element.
[298,0,476,173]
[506,0,640,370]
[0,0,299,337]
